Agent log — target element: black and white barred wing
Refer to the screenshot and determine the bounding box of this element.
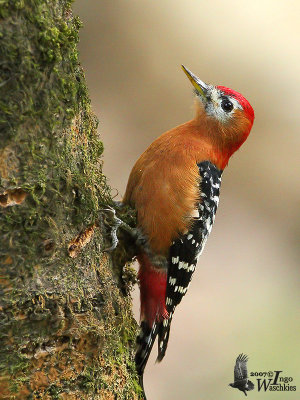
[157,161,222,361]
[166,161,222,312]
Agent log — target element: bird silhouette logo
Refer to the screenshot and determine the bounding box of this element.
[229,354,255,396]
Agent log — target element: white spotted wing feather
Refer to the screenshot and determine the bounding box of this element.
[157,161,222,361]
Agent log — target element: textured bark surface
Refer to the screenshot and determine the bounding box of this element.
[0,1,140,399]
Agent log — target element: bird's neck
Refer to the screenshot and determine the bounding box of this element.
[193,105,252,168]
[190,114,250,169]
[176,120,231,170]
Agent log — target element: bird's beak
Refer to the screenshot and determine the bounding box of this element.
[181,65,209,100]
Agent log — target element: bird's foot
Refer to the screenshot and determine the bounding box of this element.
[101,205,138,251]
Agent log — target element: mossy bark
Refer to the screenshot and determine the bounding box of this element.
[0,1,140,399]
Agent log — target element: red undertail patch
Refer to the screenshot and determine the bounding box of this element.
[137,253,168,326]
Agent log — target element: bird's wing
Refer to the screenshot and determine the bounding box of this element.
[234,353,249,381]
[157,161,222,360]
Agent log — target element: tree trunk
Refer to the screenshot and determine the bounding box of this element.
[0,1,140,399]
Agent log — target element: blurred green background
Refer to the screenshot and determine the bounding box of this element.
[74,1,299,399]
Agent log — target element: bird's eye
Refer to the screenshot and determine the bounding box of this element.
[221,98,233,113]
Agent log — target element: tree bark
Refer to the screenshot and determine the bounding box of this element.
[0,1,140,399]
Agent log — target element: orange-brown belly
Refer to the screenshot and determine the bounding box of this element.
[125,153,200,255]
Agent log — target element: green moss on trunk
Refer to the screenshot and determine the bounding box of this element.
[0,1,140,398]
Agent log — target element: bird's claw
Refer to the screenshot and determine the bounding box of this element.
[101,206,122,251]
[100,205,137,252]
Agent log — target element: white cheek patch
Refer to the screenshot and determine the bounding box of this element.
[203,88,243,123]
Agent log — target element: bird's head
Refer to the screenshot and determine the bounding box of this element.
[182,65,254,162]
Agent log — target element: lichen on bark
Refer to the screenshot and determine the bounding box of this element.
[0,1,140,399]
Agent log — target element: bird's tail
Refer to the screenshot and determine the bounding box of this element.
[135,253,168,395]
[135,320,159,377]
[157,312,173,362]
[135,320,159,400]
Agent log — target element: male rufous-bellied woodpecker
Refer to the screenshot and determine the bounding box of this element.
[122,66,254,384]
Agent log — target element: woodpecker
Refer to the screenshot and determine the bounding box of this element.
[122,66,254,388]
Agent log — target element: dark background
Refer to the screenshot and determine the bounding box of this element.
[74,2,300,399]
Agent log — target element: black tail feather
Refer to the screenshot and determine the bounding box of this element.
[135,320,158,377]
[156,315,172,362]
[135,320,159,400]
[135,313,173,397]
